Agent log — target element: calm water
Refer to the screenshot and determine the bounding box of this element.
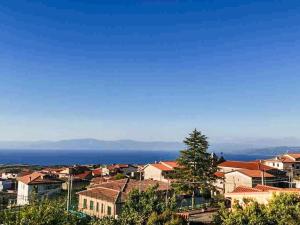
[0,149,270,166]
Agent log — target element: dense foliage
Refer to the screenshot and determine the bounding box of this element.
[172,129,218,208]
[0,186,186,225]
[214,193,300,225]
[0,198,87,225]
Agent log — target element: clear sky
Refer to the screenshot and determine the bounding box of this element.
[1,0,300,142]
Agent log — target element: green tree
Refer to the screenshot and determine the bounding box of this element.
[0,198,86,225]
[119,185,165,225]
[214,193,300,225]
[114,173,126,180]
[146,210,186,225]
[173,129,218,209]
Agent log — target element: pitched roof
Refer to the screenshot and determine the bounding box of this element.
[231,186,262,193]
[73,171,92,180]
[151,163,174,171]
[285,153,300,161]
[160,161,179,168]
[214,171,225,178]
[236,169,274,178]
[92,168,102,176]
[146,161,178,172]
[78,178,168,203]
[255,184,281,191]
[17,172,64,185]
[219,161,273,171]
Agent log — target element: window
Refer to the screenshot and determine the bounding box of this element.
[101,203,104,213]
[96,202,99,212]
[83,199,87,209]
[107,206,112,215]
[292,164,295,167]
[277,163,279,167]
[273,163,275,166]
[90,201,94,210]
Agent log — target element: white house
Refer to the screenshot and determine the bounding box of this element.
[263,153,300,175]
[143,161,178,183]
[16,172,64,205]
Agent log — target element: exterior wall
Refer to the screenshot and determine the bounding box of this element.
[143,165,168,182]
[264,161,284,170]
[224,172,252,193]
[226,191,300,207]
[17,181,62,205]
[214,178,225,194]
[17,181,30,205]
[102,168,110,176]
[78,195,116,218]
[218,166,240,173]
[225,192,272,206]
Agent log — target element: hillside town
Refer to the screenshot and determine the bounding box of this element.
[2,147,300,224]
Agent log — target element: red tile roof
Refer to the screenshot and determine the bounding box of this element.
[151,163,174,171]
[73,171,92,180]
[232,186,261,193]
[161,161,179,168]
[237,169,274,178]
[214,171,225,178]
[219,161,273,171]
[17,172,64,185]
[255,184,281,191]
[92,168,102,176]
[286,153,300,160]
[78,178,168,203]
[232,185,283,193]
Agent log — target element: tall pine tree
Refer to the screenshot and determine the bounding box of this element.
[173,129,218,209]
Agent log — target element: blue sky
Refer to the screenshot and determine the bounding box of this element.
[1,0,300,142]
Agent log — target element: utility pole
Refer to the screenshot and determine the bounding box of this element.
[67,174,70,211]
[66,174,73,211]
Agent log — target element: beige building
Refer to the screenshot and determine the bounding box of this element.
[143,161,178,182]
[225,184,300,207]
[224,169,280,193]
[77,178,168,218]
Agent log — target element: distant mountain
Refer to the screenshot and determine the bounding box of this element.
[0,139,184,151]
[1,138,300,156]
[242,146,300,156]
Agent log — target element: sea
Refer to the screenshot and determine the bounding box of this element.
[0,149,271,166]
[0,149,270,166]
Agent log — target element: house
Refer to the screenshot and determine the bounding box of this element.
[102,164,138,177]
[218,160,284,175]
[58,165,91,179]
[262,153,300,176]
[218,161,288,193]
[77,178,169,218]
[92,168,102,177]
[224,169,286,193]
[16,172,64,205]
[143,161,179,182]
[61,170,93,191]
[225,184,300,207]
